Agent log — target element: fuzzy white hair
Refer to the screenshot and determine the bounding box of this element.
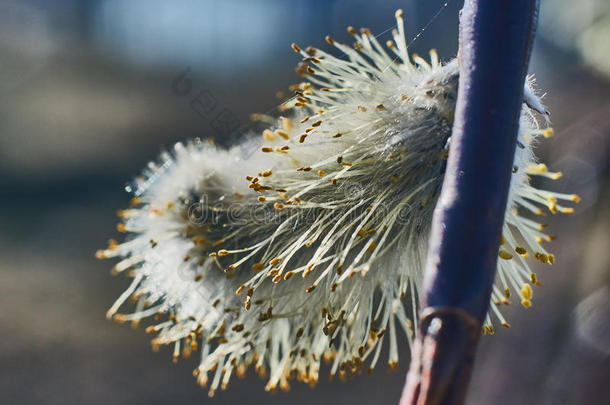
[97,10,578,396]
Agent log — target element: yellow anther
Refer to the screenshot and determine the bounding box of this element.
[528,163,548,174]
[521,299,532,308]
[501,321,511,328]
[521,283,533,300]
[499,250,513,260]
[282,117,294,132]
[218,250,229,256]
[550,172,563,180]
[261,147,273,153]
[560,207,574,214]
[542,128,554,138]
[275,130,290,140]
[515,246,527,255]
[262,129,276,141]
[504,288,511,298]
[534,252,548,263]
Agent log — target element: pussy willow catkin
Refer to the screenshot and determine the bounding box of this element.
[97,10,579,396]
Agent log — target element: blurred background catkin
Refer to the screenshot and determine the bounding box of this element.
[0,1,608,404]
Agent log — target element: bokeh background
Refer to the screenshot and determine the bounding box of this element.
[1,0,608,404]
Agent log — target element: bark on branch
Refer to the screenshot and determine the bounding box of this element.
[400,1,540,404]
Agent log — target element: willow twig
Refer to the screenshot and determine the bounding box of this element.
[400,1,540,404]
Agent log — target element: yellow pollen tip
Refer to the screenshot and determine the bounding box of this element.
[521,283,533,300]
[499,250,513,260]
[395,9,404,19]
[262,129,276,141]
[571,194,581,203]
[275,130,290,140]
[542,128,554,138]
[529,163,548,173]
[282,117,293,132]
[521,299,532,308]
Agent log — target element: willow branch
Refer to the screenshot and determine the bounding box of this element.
[399,1,540,404]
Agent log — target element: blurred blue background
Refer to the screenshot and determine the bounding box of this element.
[0,1,608,404]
